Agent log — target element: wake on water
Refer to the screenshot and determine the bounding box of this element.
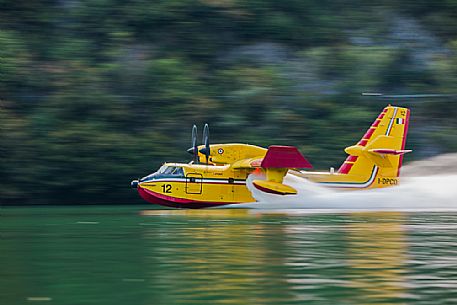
[233,173,457,211]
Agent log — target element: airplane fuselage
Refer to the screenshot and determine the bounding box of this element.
[134,163,396,208]
[135,163,256,208]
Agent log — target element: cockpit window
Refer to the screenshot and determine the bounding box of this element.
[141,165,184,182]
[158,165,184,177]
[157,165,168,174]
[172,167,184,176]
[164,166,175,174]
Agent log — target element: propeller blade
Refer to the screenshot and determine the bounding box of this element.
[192,124,198,163]
[203,123,210,164]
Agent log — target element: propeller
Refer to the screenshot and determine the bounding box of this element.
[200,123,210,164]
[187,125,199,163]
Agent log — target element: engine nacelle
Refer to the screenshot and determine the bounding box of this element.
[197,144,266,165]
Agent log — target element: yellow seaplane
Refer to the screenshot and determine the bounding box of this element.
[131,105,411,208]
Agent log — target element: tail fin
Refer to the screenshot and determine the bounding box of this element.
[338,105,411,187]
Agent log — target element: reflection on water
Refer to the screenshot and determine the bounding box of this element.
[1,206,457,305]
[344,213,408,304]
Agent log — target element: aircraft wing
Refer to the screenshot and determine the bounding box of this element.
[260,145,312,169]
[230,146,312,195]
[232,146,312,170]
[236,146,313,195]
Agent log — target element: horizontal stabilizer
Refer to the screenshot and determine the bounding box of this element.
[366,153,393,168]
[252,180,297,195]
[369,149,412,155]
[261,146,312,169]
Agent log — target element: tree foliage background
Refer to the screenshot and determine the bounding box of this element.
[1,0,457,204]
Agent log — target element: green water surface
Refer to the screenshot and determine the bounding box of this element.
[1,206,457,305]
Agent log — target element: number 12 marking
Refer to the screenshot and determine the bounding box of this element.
[161,184,172,193]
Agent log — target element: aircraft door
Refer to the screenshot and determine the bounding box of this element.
[186,173,203,194]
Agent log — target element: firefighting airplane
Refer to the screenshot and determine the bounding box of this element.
[131,105,411,208]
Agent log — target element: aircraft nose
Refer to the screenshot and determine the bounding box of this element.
[131,179,139,188]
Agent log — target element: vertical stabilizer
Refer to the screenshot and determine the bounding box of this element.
[337,105,411,187]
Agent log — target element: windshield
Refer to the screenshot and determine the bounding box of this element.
[141,165,184,182]
[172,167,184,176]
[157,165,168,174]
[157,165,184,177]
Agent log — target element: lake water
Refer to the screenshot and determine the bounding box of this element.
[1,206,457,305]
